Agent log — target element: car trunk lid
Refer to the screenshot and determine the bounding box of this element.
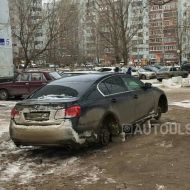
[13,97,79,125]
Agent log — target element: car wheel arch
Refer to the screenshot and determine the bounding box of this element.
[158,94,168,113]
[98,112,122,133]
[0,88,9,100]
[97,111,122,145]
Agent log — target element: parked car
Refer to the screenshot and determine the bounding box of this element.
[152,64,163,70]
[97,67,122,73]
[59,71,101,78]
[10,73,168,147]
[181,64,190,73]
[120,67,139,77]
[143,66,160,74]
[156,66,189,82]
[138,68,156,79]
[0,71,61,100]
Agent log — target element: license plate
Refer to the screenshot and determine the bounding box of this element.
[24,112,50,121]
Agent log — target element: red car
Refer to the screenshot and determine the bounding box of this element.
[0,71,61,100]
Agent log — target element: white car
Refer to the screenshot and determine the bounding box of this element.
[121,67,139,77]
[131,68,139,77]
[138,68,156,79]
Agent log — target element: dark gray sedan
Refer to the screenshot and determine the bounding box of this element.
[157,66,189,82]
[10,73,168,147]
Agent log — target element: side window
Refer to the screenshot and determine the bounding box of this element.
[16,73,30,81]
[98,82,109,95]
[31,73,42,81]
[170,67,177,71]
[41,74,47,81]
[87,88,102,100]
[122,76,143,91]
[103,76,127,95]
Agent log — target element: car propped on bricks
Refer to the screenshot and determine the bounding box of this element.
[9,73,168,147]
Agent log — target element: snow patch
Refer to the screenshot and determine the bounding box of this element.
[0,162,21,181]
[0,156,80,184]
[170,100,190,109]
[105,177,116,184]
[156,141,173,148]
[0,101,16,108]
[156,184,167,190]
[80,166,101,185]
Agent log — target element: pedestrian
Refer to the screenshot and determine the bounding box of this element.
[127,67,132,75]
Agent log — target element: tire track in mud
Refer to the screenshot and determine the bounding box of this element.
[0,139,115,190]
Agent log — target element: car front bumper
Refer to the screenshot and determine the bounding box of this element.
[9,120,85,146]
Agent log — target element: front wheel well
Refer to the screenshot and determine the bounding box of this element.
[158,94,168,113]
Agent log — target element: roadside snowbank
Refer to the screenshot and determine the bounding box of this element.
[162,76,190,88]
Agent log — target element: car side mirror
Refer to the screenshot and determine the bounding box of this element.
[144,83,152,89]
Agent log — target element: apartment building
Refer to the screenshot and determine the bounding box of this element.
[130,0,149,65]
[80,0,98,63]
[178,0,190,63]
[149,0,178,65]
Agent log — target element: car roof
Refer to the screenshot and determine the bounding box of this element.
[62,71,100,74]
[49,73,128,85]
[24,70,53,73]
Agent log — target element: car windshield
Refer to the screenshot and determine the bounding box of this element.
[139,68,147,72]
[30,82,92,99]
[159,67,170,72]
[49,72,62,79]
[147,67,159,72]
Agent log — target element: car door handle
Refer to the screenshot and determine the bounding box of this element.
[25,83,29,85]
[133,94,138,99]
[111,98,117,103]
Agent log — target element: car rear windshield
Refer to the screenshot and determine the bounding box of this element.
[49,72,62,79]
[30,82,92,99]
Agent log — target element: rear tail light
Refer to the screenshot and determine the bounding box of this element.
[65,106,81,118]
[11,107,20,119]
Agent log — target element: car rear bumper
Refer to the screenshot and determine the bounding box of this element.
[9,120,85,146]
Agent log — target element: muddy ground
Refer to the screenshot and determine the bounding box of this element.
[0,87,190,190]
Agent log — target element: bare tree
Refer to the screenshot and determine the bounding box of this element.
[44,0,81,67]
[93,0,144,65]
[10,0,80,69]
[10,0,61,69]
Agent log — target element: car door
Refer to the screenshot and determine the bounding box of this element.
[121,76,155,121]
[29,73,47,94]
[170,67,178,77]
[10,73,30,96]
[101,75,136,124]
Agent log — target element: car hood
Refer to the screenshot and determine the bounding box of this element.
[139,71,155,74]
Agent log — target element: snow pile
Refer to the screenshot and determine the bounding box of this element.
[162,76,190,88]
[181,78,190,87]
[0,101,16,108]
